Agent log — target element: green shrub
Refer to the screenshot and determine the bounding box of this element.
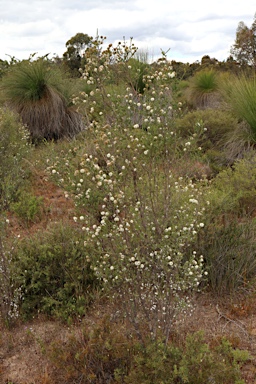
[12,223,100,321]
[129,332,249,384]
[196,153,256,293]
[175,109,238,150]
[47,316,134,383]
[10,190,43,226]
[211,151,256,216]
[198,219,256,294]
[176,331,249,384]
[45,319,249,384]
[0,108,32,210]
[0,217,21,327]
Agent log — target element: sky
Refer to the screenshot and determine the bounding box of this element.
[0,0,256,64]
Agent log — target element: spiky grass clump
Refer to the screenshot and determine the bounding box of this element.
[220,74,256,141]
[187,69,220,109]
[1,59,85,142]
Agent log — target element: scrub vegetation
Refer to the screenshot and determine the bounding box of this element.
[1,32,256,383]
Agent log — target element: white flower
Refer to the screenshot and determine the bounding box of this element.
[189,198,198,204]
[168,71,176,78]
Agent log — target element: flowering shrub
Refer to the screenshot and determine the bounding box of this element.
[42,38,210,341]
[74,36,178,132]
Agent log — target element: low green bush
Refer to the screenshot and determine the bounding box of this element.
[175,109,238,151]
[10,189,43,226]
[47,316,133,383]
[211,151,256,216]
[45,318,249,384]
[198,219,256,294]
[176,331,249,384]
[11,223,100,321]
[0,216,21,327]
[0,108,32,209]
[197,154,256,293]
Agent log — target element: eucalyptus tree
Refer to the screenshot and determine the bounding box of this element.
[230,13,256,68]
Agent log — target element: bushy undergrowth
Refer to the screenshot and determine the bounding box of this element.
[220,74,256,141]
[175,109,238,151]
[198,219,256,293]
[11,223,99,321]
[0,108,31,209]
[45,317,249,384]
[211,151,256,216]
[175,109,239,173]
[195,151,256,293]
[0,217,22,326]
[10,189,43,226]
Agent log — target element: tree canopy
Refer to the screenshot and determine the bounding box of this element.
[230,13,256,68]
[63,32,92,76]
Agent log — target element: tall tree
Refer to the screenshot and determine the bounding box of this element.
[230,14,256,68]
[63,33,92,76]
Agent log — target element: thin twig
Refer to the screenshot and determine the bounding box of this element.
[215,304,249,337]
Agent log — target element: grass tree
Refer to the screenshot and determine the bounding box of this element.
[0,58,85,142]
[220,74,256,142]
[186,69,221,109]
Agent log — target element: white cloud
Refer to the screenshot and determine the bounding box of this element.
[0,0,255,62]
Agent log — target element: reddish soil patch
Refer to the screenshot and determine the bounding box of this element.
[6,172,77,239]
